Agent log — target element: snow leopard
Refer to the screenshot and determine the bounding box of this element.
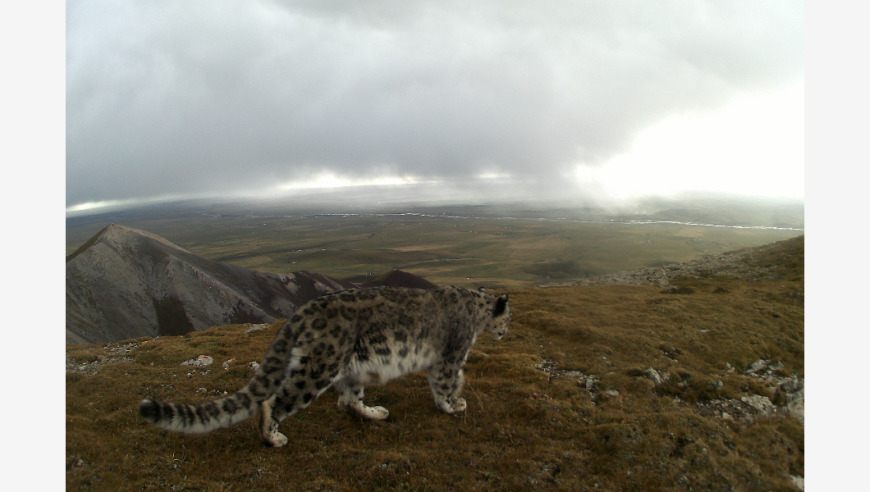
[139,285,511,447]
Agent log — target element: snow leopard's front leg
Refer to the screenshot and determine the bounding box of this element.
[427,363,467,414]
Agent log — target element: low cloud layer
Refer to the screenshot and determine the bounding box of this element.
[67,0,803,207]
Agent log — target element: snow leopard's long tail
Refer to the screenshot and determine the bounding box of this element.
[139,316,302,434]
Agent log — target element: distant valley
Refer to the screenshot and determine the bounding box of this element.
[67,196,802,289]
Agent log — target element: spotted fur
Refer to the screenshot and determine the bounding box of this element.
[139,285,511,447]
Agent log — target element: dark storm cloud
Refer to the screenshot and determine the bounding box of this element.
[66,0,803,206]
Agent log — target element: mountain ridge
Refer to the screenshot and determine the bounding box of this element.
[67,224,195,262]
[66,224,360,344]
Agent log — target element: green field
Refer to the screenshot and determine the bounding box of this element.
[66,199,802,288]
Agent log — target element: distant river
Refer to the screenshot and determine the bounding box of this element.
[307,211,804,232]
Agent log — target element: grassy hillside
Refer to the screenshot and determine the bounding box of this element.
[66,238,803,490]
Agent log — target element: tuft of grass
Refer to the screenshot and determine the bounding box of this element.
[68,249,803,490]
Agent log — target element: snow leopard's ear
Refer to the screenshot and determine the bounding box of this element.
[493,295,509,317]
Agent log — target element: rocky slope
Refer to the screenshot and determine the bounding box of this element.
[572,236,804,287]
[66,224,356,344]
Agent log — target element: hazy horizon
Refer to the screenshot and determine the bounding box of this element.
[66,179,805,215]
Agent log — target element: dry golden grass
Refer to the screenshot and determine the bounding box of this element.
[67,241,803,491]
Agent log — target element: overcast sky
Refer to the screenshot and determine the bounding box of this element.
[66,0,803,211]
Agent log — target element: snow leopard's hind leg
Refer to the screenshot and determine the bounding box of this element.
[259,354,344,447]
[335,379,390,420]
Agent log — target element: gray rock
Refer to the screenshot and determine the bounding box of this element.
[644,367,665,385]
[790,475,804,491]
[741,394,776,416]
[747,359,769,374]
[181,355,214,367]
